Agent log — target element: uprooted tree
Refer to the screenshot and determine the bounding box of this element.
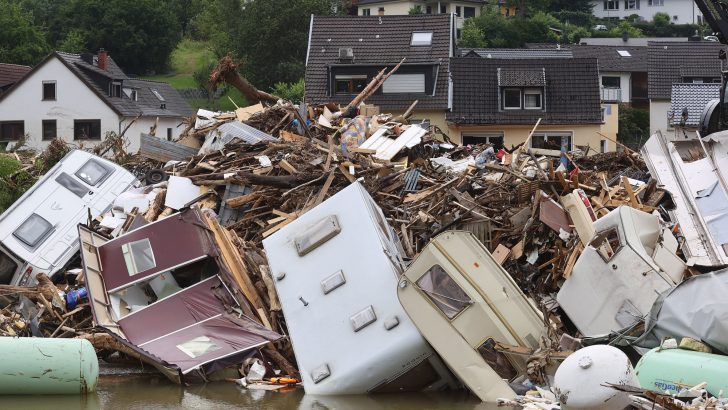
[209,55,280,105]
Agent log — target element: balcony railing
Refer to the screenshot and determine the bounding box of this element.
[601,87,622,102]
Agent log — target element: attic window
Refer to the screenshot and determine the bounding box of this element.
[151,89,165,102]
[411,32,433,46]
[617,50,631,57]
[109,81,122,98]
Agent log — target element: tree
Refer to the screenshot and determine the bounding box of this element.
[0,0,50,65]
[57,29,87,53]
[609,20,643,38]
[459,20,486,48]
[58,0,181,74]
[653,12,671,27]
[409,5,424,15]
[207,0,338,89]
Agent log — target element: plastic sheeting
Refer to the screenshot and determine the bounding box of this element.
[638,268,728,353]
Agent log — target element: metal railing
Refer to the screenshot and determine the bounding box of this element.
[601,87,622,102]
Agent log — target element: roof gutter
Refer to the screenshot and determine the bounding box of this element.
[305,14,314,67]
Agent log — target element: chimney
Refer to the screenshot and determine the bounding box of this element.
[98,48,108,71]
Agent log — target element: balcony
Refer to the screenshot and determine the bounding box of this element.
[601,87,622,102]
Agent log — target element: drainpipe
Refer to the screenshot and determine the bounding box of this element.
[437,1,441,13]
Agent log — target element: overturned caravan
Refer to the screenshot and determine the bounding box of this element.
[78,209,281,384]
[263,181,457,395]
[397,230,546,402]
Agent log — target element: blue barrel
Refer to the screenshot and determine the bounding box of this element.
[0,337,99,394]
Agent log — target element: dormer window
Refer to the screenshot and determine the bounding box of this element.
[151,89,165,102]
[501,88,544,110]
[109,81,122,98]
[411,32,433,46]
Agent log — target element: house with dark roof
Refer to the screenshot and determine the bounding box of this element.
[668,83,720,137]
[527,43,649,108]
[647,41,725,139]
[0,63,31,96]
[0,50,193,152]
[448,57,615,153]
[305,14,454,133]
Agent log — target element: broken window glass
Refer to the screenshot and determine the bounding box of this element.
[75,159,111,186]
[477,338,518,380]
[122,239,156,275]
[416,265,472,319]
[590,227,622,262]
[13,214,53,248]
[0,250,18,285]
[176,336,221,358]
[56,173,88,197]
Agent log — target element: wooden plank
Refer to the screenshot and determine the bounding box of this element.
[313,171,336,207]
[338,164,356,183]
[563,242,584,280]
[280,130,307,142]
[203,214,268,325]
[226,192,260,208]
[279,159,299,174]
[492,244,511,266]
[621,176,641,209]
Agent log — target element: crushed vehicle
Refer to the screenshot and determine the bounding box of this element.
[557,206,685,337]
[263,181,458,395]
[397,230,546,402]
[78,208,282,383]
[0,150,136,286]
[642,131,728,267]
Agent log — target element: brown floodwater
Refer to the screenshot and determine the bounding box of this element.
[0,368,504,410]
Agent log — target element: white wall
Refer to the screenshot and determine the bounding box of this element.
[124,117,187,153]
[0,57,119,151]
[359,1,419,15]
[650,99,671,136]
[600,72,632,103]
[592,0,702,24]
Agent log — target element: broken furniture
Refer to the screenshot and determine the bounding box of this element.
[397,230,545,402]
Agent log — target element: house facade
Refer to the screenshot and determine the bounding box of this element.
[0,51,193,152]
[668,82,720,138]
[647,41,724,140]
[447,57,616,153]
[305,14,454,133]
[354,0,484,33]
[592,0,703,24]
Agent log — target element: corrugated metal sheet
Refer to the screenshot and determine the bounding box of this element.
[200,121,278,154]
[139,133,198,163]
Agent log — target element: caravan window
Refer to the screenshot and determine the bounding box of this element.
[121,239,156,275]
[590,228,622,262]
[13,214,53,248]
[56,173,88,197]
[416,265,472,319]
[0,250,18,285]
[76,159,112,186]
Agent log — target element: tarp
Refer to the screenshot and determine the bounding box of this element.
[637,268,728,353]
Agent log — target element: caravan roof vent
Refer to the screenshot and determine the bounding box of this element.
[338,48,354,61]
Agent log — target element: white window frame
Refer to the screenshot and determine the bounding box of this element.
[361,8,370,16]
[530,132,573,153]
[523,88,543,110]
[625,0,640,10]
[647,0,663,5]
[334,74,368,94]
[502,88,522,110]
[411,32,433,46]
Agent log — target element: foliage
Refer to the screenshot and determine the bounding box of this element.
[653,12,670,27]
[618,105,650,150]
[409,5,423,15]
[203,0,338,89]
[54,0,181,74]
[57,29,87,53]
[551,11,593,27]
[0,0,50,65]
[464,9,563,48]
[458,20,486,48]
[608,20,643,38]
[193,61,216,92]
[272,78,305,103]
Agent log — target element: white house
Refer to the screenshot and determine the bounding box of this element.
[0,51,193,153]
[356,0,484,34]
[592,0,703,24]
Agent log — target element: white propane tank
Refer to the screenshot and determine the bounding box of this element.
[554,345,638,410]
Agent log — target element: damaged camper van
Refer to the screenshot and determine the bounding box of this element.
[0,150,136,286]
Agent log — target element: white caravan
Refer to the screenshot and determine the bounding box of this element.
[263,181,457,395]
[0,150,136,286]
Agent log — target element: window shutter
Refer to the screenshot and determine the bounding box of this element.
[382,74,426,93]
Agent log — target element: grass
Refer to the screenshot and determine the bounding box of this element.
[142,39,247,111]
